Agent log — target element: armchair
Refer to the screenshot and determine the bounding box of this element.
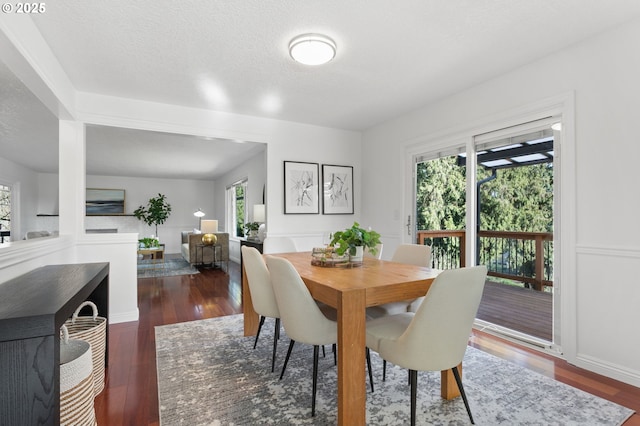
[180,231,229,270]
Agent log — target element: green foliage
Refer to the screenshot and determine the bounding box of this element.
[330,222,381,256]
[416,157,553,233]
[244,222,260,236]
[138,237,159,248]
[235,185,245,237]
[478,164,553,233]
[0,184,10,231]
[133,193,172,235]
[416,157,466,231]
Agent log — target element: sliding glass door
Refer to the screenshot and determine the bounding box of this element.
[413,117,560,346]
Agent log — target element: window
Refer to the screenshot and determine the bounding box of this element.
[0,184,11,242]
[226,179,247,238]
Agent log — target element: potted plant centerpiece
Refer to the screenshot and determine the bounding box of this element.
[133,193,172,238]
[330,222,381,264]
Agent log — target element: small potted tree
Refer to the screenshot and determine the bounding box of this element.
[330,222,381,264]
[133,193,172,237]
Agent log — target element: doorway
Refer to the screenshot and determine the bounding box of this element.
[414,119,558,345]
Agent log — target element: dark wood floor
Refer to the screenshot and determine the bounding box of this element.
[95,260,640,425]
[477,280,552,341]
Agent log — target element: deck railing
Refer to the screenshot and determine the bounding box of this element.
[417,230,553,291]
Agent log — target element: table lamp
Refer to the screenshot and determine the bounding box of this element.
[201,220,218,245]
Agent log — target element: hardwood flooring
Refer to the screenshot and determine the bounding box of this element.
[95,260,639,425]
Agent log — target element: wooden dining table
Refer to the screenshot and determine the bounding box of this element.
[242,251,459,425]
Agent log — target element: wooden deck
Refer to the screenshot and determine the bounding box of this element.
[477,280,552,341]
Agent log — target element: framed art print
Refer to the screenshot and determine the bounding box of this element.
[284,161,320,214]
[322,164,354,214]
[86,188,126,215]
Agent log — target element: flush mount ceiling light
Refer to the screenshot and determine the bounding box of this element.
[289,33,336,65]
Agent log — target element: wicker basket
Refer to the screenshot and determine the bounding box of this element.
[64,301,107,396]
[60,325,97,426]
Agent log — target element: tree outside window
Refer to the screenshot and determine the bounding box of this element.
[227,180,248,238]
[0,184,11,239]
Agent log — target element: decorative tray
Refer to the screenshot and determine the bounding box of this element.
[310,247,362,268]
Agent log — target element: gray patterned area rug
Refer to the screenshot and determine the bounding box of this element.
[137,258,199,278]
[155,315,634,425]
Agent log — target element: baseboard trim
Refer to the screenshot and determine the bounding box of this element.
[574,353,640,388]
[109,308,139,324]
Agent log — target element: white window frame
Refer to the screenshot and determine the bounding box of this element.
[226,179,248,239]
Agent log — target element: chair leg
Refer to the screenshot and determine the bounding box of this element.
[383,359,387,381]
[322,345,326,357]
[253,315,265,349]
[333,343,337,366]
[312,345,319,417]
[279,339,295,380]
[409,369,417,426]
[366,348,374,392]
[451,366,475,424]
[271,318,280,373]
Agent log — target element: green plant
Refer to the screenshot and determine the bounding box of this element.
[244,222,260,236]
[138,237,159,248]
[133,193,172,236]
[330,222,381,257]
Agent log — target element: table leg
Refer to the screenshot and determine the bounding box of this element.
[441,363,462,399]
[337,289,366,426]
[242,262,259,336]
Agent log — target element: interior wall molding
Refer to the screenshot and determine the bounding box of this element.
[576,244,640,259]
[76,232,138,246]
[0,235,74,271]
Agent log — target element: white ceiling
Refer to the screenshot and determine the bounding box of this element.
[3,1,640,178]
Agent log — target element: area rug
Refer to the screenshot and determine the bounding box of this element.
[155,315,634,425]
[137,258,199,278]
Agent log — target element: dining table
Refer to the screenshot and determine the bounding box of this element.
[242,251,459,426]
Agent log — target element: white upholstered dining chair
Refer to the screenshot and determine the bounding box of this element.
[366,243,431,319]
[365,265,487,425]
[265,255,338,417]
[241,246,281,372]
[363,243,384,259]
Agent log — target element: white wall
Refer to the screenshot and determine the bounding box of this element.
[0,156,40,240]
[263,123,363,251]
[362,18,640,387]
[32,171,217,253]
[36,172,59,215]
[86,174,215,253]
[215,148,266,263]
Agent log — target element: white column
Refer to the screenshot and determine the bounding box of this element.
[58,120,86,237]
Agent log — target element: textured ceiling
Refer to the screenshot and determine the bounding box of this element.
[86,126,264,180]
[0,61,58,173]
[3,1,640,177]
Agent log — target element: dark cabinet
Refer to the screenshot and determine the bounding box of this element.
[0,263,109,426]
